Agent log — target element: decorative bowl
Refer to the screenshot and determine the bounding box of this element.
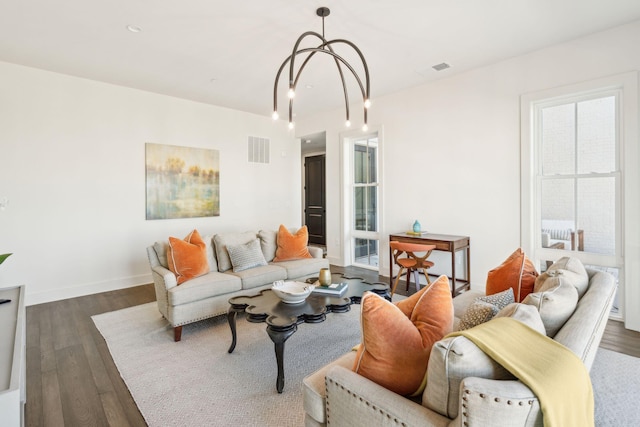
[272,281,315,304]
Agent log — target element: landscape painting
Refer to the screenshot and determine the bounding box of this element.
[145,143,220,220]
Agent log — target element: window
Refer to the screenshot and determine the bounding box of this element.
[351,134,379,268]
[539,95,618,257]
[521,72,639,329]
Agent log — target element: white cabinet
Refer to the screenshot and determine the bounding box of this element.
[0,285,26,427]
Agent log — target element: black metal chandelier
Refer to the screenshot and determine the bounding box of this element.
[272,7,371,131]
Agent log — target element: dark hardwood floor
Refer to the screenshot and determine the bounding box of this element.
[25,265,640,426]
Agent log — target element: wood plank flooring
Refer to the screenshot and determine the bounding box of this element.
[25,266,640,426]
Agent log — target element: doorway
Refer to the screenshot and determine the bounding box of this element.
[301,132,327,247]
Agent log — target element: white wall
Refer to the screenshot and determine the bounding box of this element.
[0,61,300,305]
[296,20,640,292]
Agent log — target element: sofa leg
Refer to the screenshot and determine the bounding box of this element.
[174,326,182,342]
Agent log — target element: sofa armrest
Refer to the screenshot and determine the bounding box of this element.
[324,365,451,427]
[457,377,542,427]
[308,246,324,259]
[151,265,178,290]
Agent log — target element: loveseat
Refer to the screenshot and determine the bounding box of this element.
[302,260,616,426]
[146,228,329,341]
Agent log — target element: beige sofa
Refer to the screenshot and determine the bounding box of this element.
[146,229,329,341]
[303,264,616,426]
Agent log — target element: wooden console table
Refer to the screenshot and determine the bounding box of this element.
[389,233,470,297]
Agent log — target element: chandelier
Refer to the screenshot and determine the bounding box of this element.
[272,7,371,131]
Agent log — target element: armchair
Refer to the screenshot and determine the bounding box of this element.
[541,220,584,251]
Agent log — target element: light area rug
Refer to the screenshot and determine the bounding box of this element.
[93,302,640,427]
[92,302,364,426]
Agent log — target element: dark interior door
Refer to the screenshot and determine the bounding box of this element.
[305,155,326,245]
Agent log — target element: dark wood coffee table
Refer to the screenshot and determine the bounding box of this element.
[227,273,390,393]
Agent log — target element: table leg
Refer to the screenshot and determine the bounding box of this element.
[227,304,245,353]
[451,249,457,298]
[389,244,393,289]
[267,324,297,393]
[466,246,471,290]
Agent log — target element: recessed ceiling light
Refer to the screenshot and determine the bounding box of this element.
[305,139,312,143]
[305,84,314,89]
[209,78,217,83]
[127,25,142,33]
[432,62,451,71]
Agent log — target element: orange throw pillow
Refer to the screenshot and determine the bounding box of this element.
[486,248,538,302]
[167,229,209,285]
[353,275,454,396]
[273,225,312,262]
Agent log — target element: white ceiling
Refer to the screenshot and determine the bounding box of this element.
[2,0,640,123]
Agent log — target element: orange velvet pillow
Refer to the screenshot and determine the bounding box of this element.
[167,229,209,285]
[486,248,538,302]
[273,225,312,262]
[353,275,454,396]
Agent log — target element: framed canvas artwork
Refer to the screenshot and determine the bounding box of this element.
[145,143,220,220]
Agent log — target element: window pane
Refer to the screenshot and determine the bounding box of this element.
[541,179,575,228]
[354,187,365,230]
[577,96,616,174]
[354,238,379,267]
[578,177,616,255]
[368,145,377,183]
[367,186,377,232]
[354,144,367,184]
[542,103,575,175]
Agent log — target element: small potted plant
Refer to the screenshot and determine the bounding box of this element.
[0,253,11,266]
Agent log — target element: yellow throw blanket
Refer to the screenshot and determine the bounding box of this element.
[447,317,594,427]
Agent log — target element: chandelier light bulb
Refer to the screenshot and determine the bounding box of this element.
[345,120,351,127]
[287,88,296,99]
[362,124,368,132]
[364,99,371,109]
[272,111,279,120]
[288,122,295,130]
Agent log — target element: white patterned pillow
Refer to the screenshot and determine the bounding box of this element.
[457,301,498,331]
[213,232,257,272]
[456,288,515,331]
[477,287,515,310]
[227,239,268,273]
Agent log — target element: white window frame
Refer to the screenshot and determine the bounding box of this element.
[521,72,639,330]
[341,127,383,270]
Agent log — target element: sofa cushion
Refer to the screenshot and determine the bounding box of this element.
[167,271,242,306]
[486,248,538,302]
[271,257,329,279]
[167,229,209,285]
[425,299,544,418]
[153,240,169,268]
[228,264,287,289]
[227,239,268,272]
[213,231,257,272]
[457,301,498,331]
[202,234,218,272]
[538,256,589,298]
[495,303,546,335]
[273,225,312,261]
[258,229,278,262]
[353,276,453,396]
[425,335,515,418]
[456,288,514,331]
[523,274,579,337]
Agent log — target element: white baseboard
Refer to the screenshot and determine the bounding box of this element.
[25,273,153,306]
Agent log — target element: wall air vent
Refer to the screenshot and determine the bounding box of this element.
[248,136,270,164]
[432,62,451,71]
